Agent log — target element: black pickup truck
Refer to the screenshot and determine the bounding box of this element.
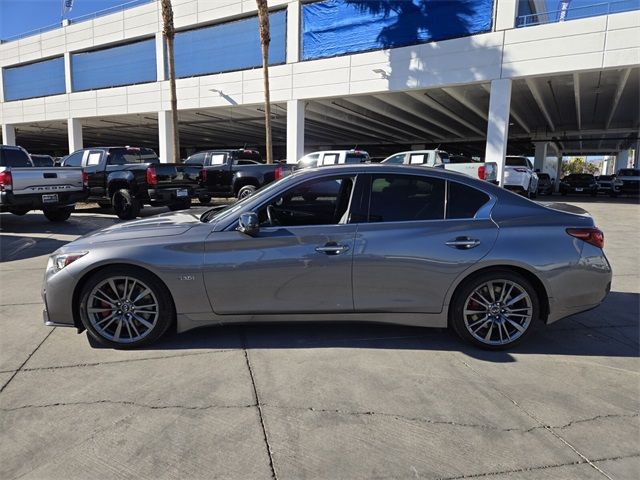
[63,147,200,219]
[184,149,291,201]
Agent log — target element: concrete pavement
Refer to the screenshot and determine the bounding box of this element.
[0,199,638,479]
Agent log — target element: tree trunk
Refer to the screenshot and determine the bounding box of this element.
[256,1,273,164]
[161,0,180,163]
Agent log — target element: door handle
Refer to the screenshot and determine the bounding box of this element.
[446,237,481,249]
[315,242,350,255]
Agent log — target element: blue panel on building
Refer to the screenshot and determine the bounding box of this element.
[3,57,66,101]
[302,0,494,60]
[72,39,156,91]
[174,10,286,78]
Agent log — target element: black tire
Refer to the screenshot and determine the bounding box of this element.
[237,185,257,199]
[10,208,30,216]
[168,198,191,211]
[78,266,175,349]
[43,206,73,222]
[198,195,212,205]
[112,189,140,220]
[450,269,540,350]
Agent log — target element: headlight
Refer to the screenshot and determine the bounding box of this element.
[51,252,88,272]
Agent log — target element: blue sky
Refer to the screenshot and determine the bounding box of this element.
[0,0,146,40]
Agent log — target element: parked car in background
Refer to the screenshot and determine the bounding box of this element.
[596,174,616,195]
[296,150,371,169]
[63,147,200,220]
[43,164,611,350]
[503,156,538,198]
[1,145,88,222]
[559,173,598,196]
[536,173,554,195]
[612,168,640,196]
[30,154,55,167]
[185,149,293,201]
[381,150,498,183]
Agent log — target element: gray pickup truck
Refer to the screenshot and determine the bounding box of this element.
[0,145,88,222]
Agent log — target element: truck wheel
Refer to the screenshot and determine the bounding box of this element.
[10,208,30,216]
[168,199,191,211]
[198,195,212,205]
[112,189,140,220]
[43,206,74,222]
[237,185,256,199]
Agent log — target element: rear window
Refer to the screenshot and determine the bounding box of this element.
[447,181,490,219]
[537,173,550,180]
[108,148,159,165]
[1,148,32,167]
[345,153,369,164]
[30,155,54,167]
[506,157,529,167]
[449,155,478,164]
[618,169,640,177]
[235,150,263,163]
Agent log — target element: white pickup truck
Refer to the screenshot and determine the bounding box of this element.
[0,145,88,222]
[381,150,498,183]
[295,150,371,169]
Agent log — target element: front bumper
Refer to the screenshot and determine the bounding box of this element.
[42,262,77,329]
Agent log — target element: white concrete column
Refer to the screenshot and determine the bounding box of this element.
[287,99,305,163]
[158,111,174,163]
[64,52,73,93]
[494,0,518,31]
[633,142,640,169]
[484,78,512,186]
[554,154,563,192]
[615,150,630,172]
[155,32,167,81]
[2,124,17,146]
[0,66,5,102]
[287,1,301,63]
[67,118,83,153]
[533,142,547,172]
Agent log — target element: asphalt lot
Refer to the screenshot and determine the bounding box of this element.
[1,197,638,480]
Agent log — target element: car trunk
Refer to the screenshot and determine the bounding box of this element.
[152,164,202,188]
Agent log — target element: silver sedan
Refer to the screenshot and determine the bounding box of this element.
[42,165,612,349]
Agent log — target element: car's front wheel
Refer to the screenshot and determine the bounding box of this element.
[79,266,174,348]
[450,270,539,349]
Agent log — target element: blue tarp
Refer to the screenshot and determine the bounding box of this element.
[302,0,494,60]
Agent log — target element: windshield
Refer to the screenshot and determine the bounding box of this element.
[538,173,550,180]
[618,169,640,177]
[506,157,529,167]
[568,174,594,180]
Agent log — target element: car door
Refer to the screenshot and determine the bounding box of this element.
[352,174,499,313]
[203,174,360,314]
[83,149,106,197]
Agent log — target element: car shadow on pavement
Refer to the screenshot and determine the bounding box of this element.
[129,291,639,363]
[0,212,118,236]
[0,234,68,262]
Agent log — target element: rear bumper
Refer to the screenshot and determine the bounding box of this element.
[560,185,598,194]
[0,189,88,211]
[147,186,195,205]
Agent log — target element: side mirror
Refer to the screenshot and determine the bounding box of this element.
[237,212,259,236]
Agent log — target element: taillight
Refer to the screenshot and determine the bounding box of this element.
[200,168,207,183]
[275,166,282,180]
[478,165,486,180]
[567,228,604,249]
[146,167,158,186]
[0,170,13,191]
[82,171,89,187]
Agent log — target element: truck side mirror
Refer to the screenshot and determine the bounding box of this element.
[237,212,260,236]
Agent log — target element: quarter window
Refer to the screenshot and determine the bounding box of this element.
[367,174,445,222]
[447,181,490,219]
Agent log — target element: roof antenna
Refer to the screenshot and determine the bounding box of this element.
[435,144,441,150]
[352,145,358,151]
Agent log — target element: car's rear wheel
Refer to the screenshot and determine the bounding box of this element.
[10,207,30,216]
[79,266,174,349]
[112,189,140,220]
[450,270,539,349]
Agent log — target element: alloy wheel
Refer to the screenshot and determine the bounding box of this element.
[86,276,159,344]
[462,279,533,346]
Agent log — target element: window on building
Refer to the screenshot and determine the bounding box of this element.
[174,11,286,78]
[3,57,65,101]
[71,39,156,92]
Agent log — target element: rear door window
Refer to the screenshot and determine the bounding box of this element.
[1,148,32,167]
[447,181,490,219]
[185,153,206,165]
[63,151,84,167]
[367,174,445,222]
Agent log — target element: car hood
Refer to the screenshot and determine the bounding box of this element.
[77,209,207,244]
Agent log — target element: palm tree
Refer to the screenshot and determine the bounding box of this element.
[161,0,180,163]
[256,0,273,164]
